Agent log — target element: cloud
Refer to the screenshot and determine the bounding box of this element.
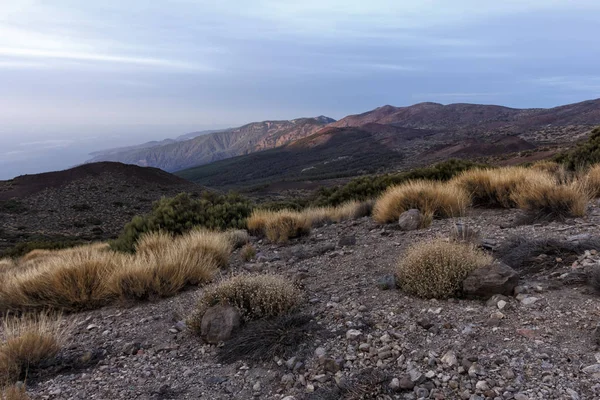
[531,76,600,92]
[18,139,74,149]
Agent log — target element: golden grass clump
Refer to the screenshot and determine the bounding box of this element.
[188,274,303,333]
[0,385,30,400]
[451,167,549,208]
[246,209,271,236]
[304,200,373,227]
[240,244,256,262]
[0,259,16,273]
[224,229,250,249]
[396,239,492,299]
[0,313,65,383]
[248,209,310,242]
[111,229,230,299]
[372,180,468,224]
[584,164,600,198]
[511,175,589,220]
[0,246,122,311]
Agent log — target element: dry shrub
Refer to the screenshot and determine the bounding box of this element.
[511,175,589,221]
[224,229,249,249]
[451,167,547,208]
[0,259,16,273]
[262,211,310,243]
[372,181,468,224]
[188,274,303,333]
[246,210,271,235]
[217,314,314,363]
[0,246,122,311]
[0,313,65,382]
[0,385,29,400]
[305,200,373,227]
[111,229,229,299]
[240,244,256,262]
[396,239,492,299]
[584,164,600,198]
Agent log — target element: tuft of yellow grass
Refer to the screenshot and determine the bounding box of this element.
[240,244,256,262]
[396,239,492,299]
[0,385,30,400]
[0,231,232,311]
[584,164,600,198]
[511,174,589,220]
[188,274,303,333]
[304,200,373,227]
[451,167,550,208]
[224,229,250,249]
[0,313,65,383]
[372,180,468,224]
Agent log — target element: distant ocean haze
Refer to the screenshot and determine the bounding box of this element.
[0,124,220,180]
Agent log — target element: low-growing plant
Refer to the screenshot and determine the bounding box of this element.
[372,181,468,224]
[0,385,30,400]
[451,167,546,208]
[0,313,65,383]
[240,244,256,262]
[556,126,600,169]
[217,314,314,364]
[396,239,492,299]
[0,237,87,259]
[224,229,250,249]
[188,274,303,333]
[511,176,589,221]
[0,200,27,215]
[111,192,253,253]
[584,164,600,198]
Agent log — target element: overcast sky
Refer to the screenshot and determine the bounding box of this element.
[1,0,599,178]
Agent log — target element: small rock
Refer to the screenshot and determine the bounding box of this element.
[441,350,458,367]
[86,324,99,331]
[417,317,434,330]
[338,235,356,247]
[513,393,529,400]
[398,209,423,231]
[521,297,539,306]
[346,329,362,340]
[462,262,519,298]
[377,275,397,290]
[389,378,401,391]
[475,380,489,391]
[399,374,415,389]
[200,304,241,344]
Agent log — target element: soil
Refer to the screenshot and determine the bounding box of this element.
[16,202,600,400]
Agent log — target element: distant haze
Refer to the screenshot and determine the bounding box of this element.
[1,0,599,179]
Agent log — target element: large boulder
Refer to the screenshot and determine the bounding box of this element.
[398,209,423,231]
[200,304,241,344]
[462,262,519,298]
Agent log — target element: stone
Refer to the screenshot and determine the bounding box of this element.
[441,350,458,367]
[520,297,539,306]
[475,380,489,391]
[513,394,529,400]
[417,317,434,330]
[582,364,600,374]
[337,234,356,247]
[377,274,397,290]
[200,304,241,344]
[389,378,401,391]
[462,262,519,299]
[346,329,362,340]
[398,209,423,231]
[86,324,99,331]
[323,358,341,373]
[399,374,415,389]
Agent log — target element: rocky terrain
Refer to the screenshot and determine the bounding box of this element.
[86,117,335,172]
[21,203,600,400]
[0,162,204,254]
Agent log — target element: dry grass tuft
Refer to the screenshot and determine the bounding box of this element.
[0,231,232,311]
[584,164,600,198]
[188,274,303,333]
[0,385,30,400]
[263,211,311,243]
[304,200,373,227]
[372,180,468,224]
[396,239,492,299]
[451,167,547,208]
[511,175,589,221]
[0,313,65,383]
[240,244,256,262]
[224,229,250,249]
[217,314,314,364]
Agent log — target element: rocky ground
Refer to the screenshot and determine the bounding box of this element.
[16,203,600,400]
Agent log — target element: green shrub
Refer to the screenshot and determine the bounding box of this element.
[313,159,487,206]
[0,200,27,214]
[111,192,253,252]
[556,126,600,169]
[0,237,86,259]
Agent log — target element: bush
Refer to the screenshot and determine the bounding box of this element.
[396,239,492,299]
[188,274,303,333]
[0,313,64,382]
[511,176,589,221]
[0,200,27,214]
[372,181,468,224]
[0,246,121,311]
[0,237,87,259]
[224,229,249,249]
[112,230,230,299]
[217,314,314,364]
[240,244,256,262]
[313,159,486,207]
[247,210,311,243]
[557,126,600,169]
[111,192,253,252]
[584,164,600,198]
[451,167,548,208]
[0,385,30,400]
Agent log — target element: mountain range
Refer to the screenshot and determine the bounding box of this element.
[86,99,600,188]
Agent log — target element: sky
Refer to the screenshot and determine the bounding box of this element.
[1,0,600,179]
